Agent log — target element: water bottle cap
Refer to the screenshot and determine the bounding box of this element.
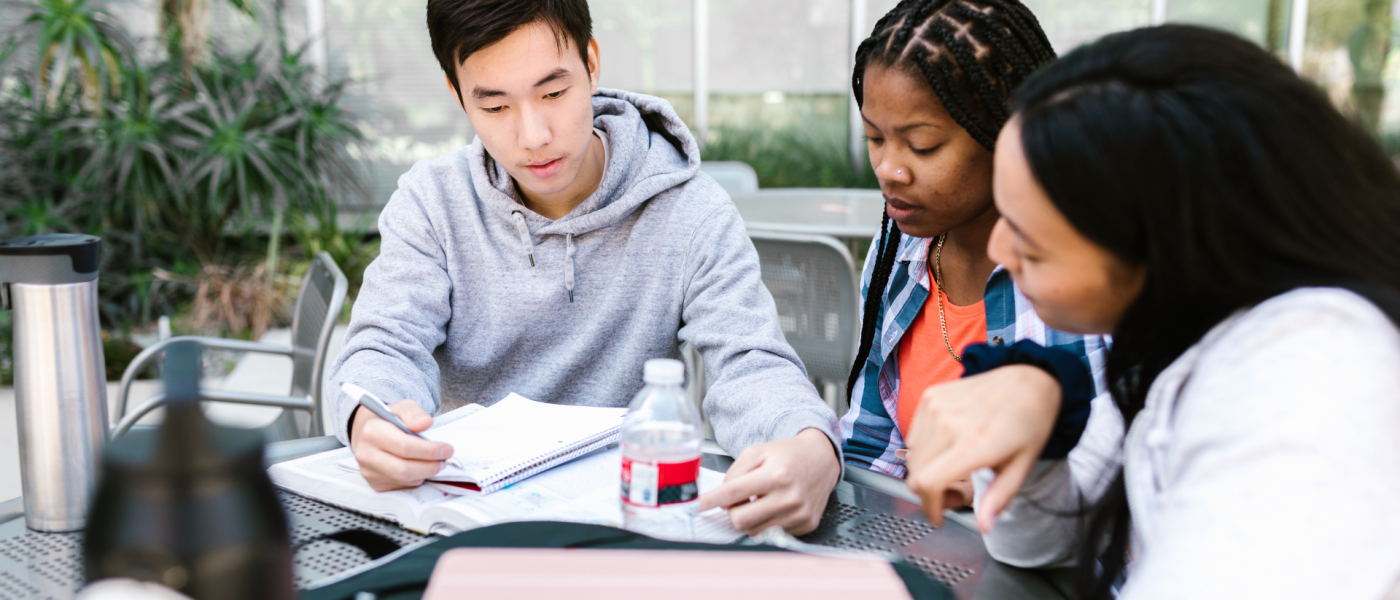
[643,358,684,385]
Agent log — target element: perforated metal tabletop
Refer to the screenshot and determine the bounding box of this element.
[0,438,1070,600]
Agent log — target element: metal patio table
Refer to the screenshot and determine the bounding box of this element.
[0,436,1072,600]
[730,188,885,257]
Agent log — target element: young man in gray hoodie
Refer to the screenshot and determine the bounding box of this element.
[328,0,842,535]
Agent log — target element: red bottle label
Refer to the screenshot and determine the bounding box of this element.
[621,457,700,507]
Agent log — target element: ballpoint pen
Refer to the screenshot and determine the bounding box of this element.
[340,382,466,471]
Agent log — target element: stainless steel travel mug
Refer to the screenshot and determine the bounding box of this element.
[0,234,108,531]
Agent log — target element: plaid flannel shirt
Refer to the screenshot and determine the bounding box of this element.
[839,233,1110,478]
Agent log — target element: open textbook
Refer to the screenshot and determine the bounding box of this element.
[267,394,742,542]
[268,447,743,543]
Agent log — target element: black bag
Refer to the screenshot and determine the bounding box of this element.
[300,521,954,600]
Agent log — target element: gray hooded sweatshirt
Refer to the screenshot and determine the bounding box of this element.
[328,88,840,460]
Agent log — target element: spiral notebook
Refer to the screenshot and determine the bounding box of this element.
[335,393,626,493]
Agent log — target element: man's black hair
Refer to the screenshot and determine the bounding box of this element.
[427,0,593,101]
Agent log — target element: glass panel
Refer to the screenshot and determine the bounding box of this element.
[591,0,693,93]
[320,0,472,206]
[1022,0,1154,52]
[863,0,1154,56]
[1166,0,1291,51]
[1298,0,1396,144]
[709,0,851,93]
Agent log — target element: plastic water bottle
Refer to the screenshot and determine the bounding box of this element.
[621,358,703,540]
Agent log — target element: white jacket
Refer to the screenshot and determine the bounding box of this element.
[974,288,1400,598]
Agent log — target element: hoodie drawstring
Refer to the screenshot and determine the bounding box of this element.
[564,233,576,303]
[513,211,576,301]
[511,211,535,267]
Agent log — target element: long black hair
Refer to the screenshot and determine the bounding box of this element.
[845,0,1057,398]
[1011,25,1400,599]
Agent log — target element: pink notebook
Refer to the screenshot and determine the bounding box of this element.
[422,547,914,600]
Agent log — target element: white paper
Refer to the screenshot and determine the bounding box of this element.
[424,394,626,485]
[522,458,744,544]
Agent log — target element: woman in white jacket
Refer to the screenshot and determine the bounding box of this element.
[900,25,1400,599]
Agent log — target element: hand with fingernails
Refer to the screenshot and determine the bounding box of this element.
[902,365,1062,532]
[349,403,457,492]
[697,428,841,536]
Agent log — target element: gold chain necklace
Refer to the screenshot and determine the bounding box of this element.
[932,233,962,363]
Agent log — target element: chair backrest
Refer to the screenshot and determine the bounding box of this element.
[699,161,759,194]
[287,252,348,437]
[748,231,859,392]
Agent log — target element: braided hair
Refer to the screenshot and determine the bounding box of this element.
[845,0,1056,399]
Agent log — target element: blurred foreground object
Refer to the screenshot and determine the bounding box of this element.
[84,340,293,599]
[422,547,914,600]
[0,233,108,532]
[76,578,194,600]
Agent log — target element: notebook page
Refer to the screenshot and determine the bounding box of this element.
[429,450,619,530]
[423,394,626,485]
[333,403,485,475]
[430,402,485,428]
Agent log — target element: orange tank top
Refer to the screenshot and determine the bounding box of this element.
[896,265,987,437]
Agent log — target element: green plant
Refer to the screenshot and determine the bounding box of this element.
[157,46,365,263]
[0,0,366,331]
[274,47,366,203]
[702,123,878,189]
[168,53,305,261]
[693,93,878,189]
[73,61,183,263]
[0,0,128,114]
[0,310,11,386]
[101,331,154,381]
[160,0,256,69]
[0,75,90,231]
[288,204,379,300]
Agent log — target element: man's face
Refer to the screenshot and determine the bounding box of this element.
[452,21,600,197]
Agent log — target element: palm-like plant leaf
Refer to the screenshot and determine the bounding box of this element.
[0,0,130,115]
[166,49,321,259]
[69,61,184,260]
[273,43,367,206]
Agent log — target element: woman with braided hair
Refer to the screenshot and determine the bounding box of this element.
[840,0,1107,502]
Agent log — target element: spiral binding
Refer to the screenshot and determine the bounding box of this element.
[478,427,621,494]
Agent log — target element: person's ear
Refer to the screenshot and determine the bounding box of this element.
[446,73,466,112]
[587,38,601,93]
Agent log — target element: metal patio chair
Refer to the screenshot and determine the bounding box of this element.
[699,161,760,194]
[749,230,860,415]
[112,252,348,441]
[685,231,860,439]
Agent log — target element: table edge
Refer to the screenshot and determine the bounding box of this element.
[745,222,879,237]
[0,497,22,526]
[0,437,972,533]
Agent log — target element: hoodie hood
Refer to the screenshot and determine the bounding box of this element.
[465,89,702,301]
[468,88,702,237]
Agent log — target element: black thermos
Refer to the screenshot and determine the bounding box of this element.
[83,340,293,599]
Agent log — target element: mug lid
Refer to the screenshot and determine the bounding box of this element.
[0,234,101,292]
